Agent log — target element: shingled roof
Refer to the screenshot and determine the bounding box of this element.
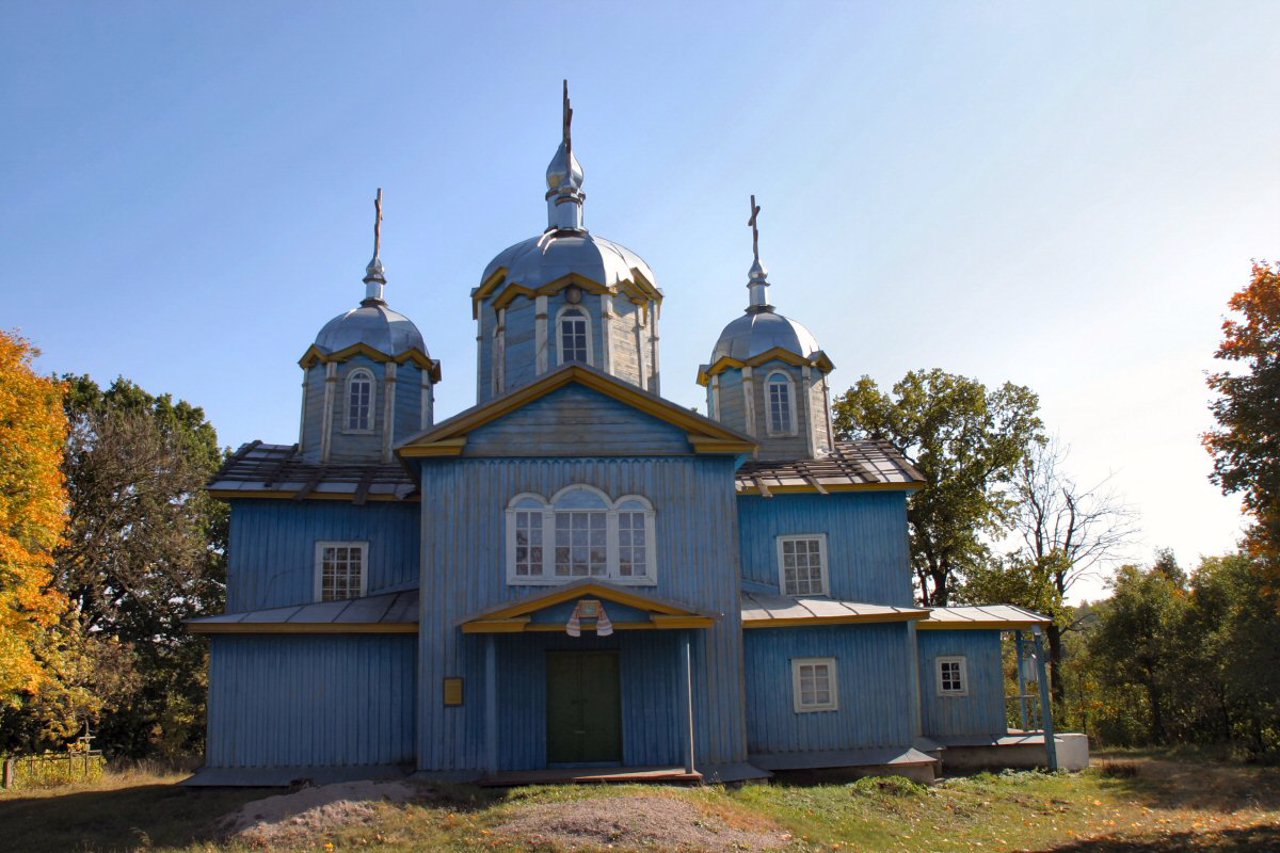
[736,439,924,495]
[208,441,417,503]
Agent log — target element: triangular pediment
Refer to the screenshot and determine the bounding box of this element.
[397,365,755,458]
[458,581,716,633]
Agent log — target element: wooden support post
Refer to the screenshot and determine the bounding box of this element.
[1032,626,1058,771]
[485,634,498,775]
[677,632,695,775]
[1014,630,1029,732]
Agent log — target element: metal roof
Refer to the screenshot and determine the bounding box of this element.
[710,308,822,364]
[918,605,1050,629]
[186,589,419,634]
[736,439,925,495]
[208,441,417,502]
[478,229,657,294]
[314,301,427,357]
[741,590,928,626]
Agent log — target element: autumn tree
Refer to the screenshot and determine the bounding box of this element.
[832,369,1043,605]
[0,332,70,706]
[1205,261,1280,566]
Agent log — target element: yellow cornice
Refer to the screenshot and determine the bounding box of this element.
[397,366,755,458]
[471,267,509,317]
[207,489,418,503]
[473,270,663,318]
[697,348,834,386]
[189,621,416,635]
[398,437,468,459]
[298,343,442,381]
[491,284,538,313]
[463,581,697,623]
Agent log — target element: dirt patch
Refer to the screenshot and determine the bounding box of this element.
[492,794,790,851]
[219,780,417,847]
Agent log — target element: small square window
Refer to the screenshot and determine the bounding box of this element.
[936,656,968,697]
[777,534,828,596]
[315,541,367,601]
[792,657,838,712]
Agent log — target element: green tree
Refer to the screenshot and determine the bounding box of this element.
[832,369,1043,605]
[54,376,226,757]
[1205,261,1280,565]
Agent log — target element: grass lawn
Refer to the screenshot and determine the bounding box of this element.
[3,752,1279,852]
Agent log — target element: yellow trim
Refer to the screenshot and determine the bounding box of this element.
[917,620,1045,631]
[398,366,755,458]
[464,581,696,623]
[491,284,538,312]
[742,611,927,629]
[697,348,834,386]
[736,481,924,496]
[298,343,442,381]
[398,437,468,458]
[189,621,417,635]
[473,269,663,318]
[208,489,418,502]
[460,617,531,634]
[649,614,717,629]
[686,436,758,454]
[472,267,510,313]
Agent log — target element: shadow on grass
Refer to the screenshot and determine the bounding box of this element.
[2,782,270,853]
[1047,824,1280,851]
[1093,758,1280,815]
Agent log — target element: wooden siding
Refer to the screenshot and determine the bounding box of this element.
[715,372,747,436]
[462,385,692,457]
[737,493,914,606]
[393,362,426,442]
[743,623,916,756]
[750,363,809,461]
[917,630,1009,739]
[300,365,327,461]
[416,456,747,771]
[227,499,419,611]
[206,635,415,768]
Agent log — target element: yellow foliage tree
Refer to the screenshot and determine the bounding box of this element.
[0,331,70,703]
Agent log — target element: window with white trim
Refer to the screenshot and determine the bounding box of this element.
[345,369,375,432]
[792,657,838,712]
[506,487,656,585]
[766,371,796,435]
[936,655,968,697]
[558,307,590,365]
[778,534,828,596]
[315,541,368,601]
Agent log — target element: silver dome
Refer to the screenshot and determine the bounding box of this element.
[314,302,427,356]
[710,309,822,363]
[481,229,656,291]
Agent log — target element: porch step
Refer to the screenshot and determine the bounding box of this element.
[479,766,703,786]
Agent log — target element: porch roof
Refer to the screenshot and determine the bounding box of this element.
[186,589,418,634]
[458,580,717,634]
[917,604,1050,630]
[741,590,929,628]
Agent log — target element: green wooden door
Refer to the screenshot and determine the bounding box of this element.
[546,651,622,765]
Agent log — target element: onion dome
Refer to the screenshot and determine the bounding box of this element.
[481,229,655,294]
[710,309,822,364]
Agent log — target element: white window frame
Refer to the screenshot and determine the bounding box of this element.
[505,486,657,586]
[765,370,797,436]
[344,368,376,433]
[555,305,593,366]
[792,657,839,713]
[936,655,969,697]
[314,540,369,602]
[777,533,829,597]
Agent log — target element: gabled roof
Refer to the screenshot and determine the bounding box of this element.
[458,580,717,633]
[918,605,1050,630]
[187,589,419,634]
[398,364,757,459]
[736,439,924,495]
[208,441,417,502]
[741,590,929,628]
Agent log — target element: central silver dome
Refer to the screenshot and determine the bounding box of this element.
[314,302,427,356]
[482,229,656,291]
[710,310,821,363]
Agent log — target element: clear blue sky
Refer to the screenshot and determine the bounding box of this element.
[3,2,1278,601]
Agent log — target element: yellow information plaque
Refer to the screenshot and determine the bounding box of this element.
[443,677,464,706]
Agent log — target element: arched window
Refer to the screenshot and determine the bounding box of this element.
[505,487,656,585]
[346,368,375,432]
[557,306,590,365]
[766,371,795,435]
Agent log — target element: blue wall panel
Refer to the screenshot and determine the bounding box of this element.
[416,456,747,771]
[737,493,913,606]
[206,635,415,768]
[743,624,916,756]
[463,385,692,457]
[227,500,419,611]
[917,630,1008,739]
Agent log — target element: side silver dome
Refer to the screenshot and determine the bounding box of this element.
[481,229,656,291]
[314,302,427,356]
[711,310,822,363]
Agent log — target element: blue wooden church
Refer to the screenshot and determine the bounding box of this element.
[189,87,1077,786]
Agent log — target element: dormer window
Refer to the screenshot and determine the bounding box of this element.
[346,368,375,432]
[558,307,590,365]
[766,371,796,435]
[506,486,656,585]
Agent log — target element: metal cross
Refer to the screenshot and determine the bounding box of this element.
[748,194,762,263]
[562,79,574,159]
[372,188,383,260]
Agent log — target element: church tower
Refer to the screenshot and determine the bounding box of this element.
[297,190,441,464]
[471,82,663,404]
[699,196,835,461]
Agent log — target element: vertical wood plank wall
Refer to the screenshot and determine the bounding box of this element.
[917,630,1009,739]
[206,636,415,768]
[737,493,914,606]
